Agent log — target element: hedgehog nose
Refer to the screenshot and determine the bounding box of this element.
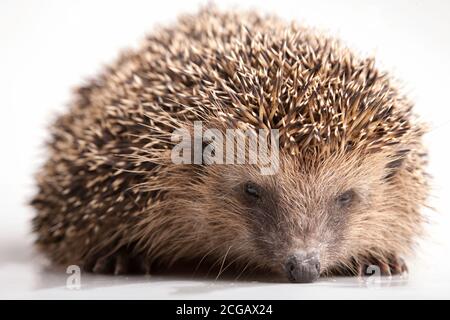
[285,251,320,283]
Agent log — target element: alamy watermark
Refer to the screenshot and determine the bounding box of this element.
[170,121,280,175]
[66,265,81,290]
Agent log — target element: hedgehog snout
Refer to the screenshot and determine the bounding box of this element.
[284,251,321,283]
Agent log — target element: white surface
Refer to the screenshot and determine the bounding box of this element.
[1,0,450,299]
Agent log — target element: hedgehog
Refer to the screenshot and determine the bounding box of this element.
[31,7,429,283]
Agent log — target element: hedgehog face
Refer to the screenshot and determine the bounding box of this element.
[201,150,398,283]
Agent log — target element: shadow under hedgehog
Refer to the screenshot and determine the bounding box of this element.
[31,7,429,283]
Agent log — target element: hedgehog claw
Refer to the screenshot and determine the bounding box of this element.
[380,261,391,276]
[390,257,408,275]
[358,256,408,277]
[114,252,129,275]
[136,258,152,274]
[92,255,112,274]
[86,250,151,275]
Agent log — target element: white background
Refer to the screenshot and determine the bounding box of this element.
[1,0,450,299]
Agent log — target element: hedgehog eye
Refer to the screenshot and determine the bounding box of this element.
[336,190,355,207]
[244,182,261,199]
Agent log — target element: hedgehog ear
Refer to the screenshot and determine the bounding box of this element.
[384,149,410,180]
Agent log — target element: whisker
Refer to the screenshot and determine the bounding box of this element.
[215,245,232,281]
[192,246,217,278]
[234,260,251,281]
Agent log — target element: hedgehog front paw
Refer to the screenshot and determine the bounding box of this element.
[84,250,151,275]
[358,256,408,277]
